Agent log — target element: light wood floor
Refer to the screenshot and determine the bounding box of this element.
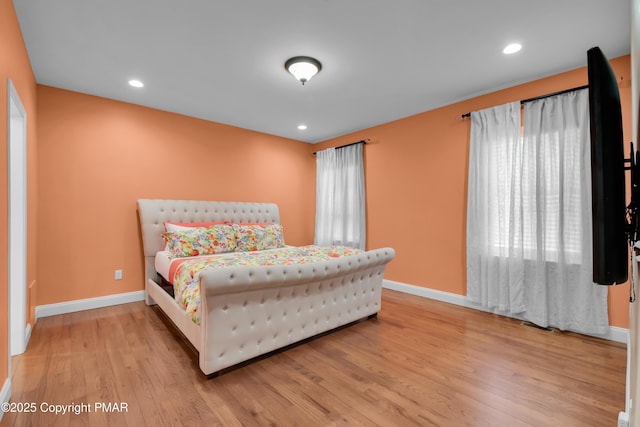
[2,289,626,426]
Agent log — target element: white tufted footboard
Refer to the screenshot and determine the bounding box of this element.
[197,247,394,374]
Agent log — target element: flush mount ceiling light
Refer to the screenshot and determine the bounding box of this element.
[128,79,144,88]
[503,43,522,55]
[285,56,322,85]
[297,124,308,130]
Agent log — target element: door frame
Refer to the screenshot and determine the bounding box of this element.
[7,78,28,360]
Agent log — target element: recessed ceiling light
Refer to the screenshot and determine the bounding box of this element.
[297,124,308,130]
[503,43,522,55]
[128,79,144,88]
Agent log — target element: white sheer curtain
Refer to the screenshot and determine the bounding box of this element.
[521,89,607,334]
[467,91,609,335]
[467,102,525,313]
[315,143,366,250]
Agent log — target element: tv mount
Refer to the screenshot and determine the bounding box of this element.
[625,143,640,245]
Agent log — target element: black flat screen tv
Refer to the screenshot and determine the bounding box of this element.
[588,46,628,285]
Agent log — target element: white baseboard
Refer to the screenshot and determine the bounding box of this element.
[0,377,11,423]
[36,290,145,319]
[383,279,466,306]
[383,279,629,344]
[618,410,629,427]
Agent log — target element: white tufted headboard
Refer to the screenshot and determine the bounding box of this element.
[137,199,280,283]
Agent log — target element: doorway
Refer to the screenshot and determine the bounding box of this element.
[7,79,28,357]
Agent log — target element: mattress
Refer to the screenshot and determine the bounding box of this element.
[154,250,214,283]
[154,250,175,282]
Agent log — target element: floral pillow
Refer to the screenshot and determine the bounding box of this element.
[233,223,285,252]
[162,221,230,251]
[165,224,236,257]
[164,221,231,233]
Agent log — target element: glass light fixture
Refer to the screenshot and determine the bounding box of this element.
[285,56,322,85]
[128,79,144,88]
[503,43,522,55]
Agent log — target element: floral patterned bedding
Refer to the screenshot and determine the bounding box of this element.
[171,245,362,324]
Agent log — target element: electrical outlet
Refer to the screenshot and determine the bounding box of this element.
[115,269,123,280]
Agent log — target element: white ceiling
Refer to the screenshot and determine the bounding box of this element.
[14,0,631,143]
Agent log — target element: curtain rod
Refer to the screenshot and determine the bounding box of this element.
[460,84,589,119]
[312,139,369,155]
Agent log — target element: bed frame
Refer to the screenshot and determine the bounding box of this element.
[137,199,395,375]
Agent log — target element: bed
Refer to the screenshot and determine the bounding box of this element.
[137,199,395,375]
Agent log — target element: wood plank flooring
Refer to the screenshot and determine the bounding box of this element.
[1,289,626,426]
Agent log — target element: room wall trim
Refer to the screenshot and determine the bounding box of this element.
[36,291,145,319]
[383,279,629,344]
[0,377,11,422]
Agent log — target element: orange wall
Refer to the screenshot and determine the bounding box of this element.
[316,55,632,329]
[36,86,316,305]
[0,0,38,383]
[32,43,632,330]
